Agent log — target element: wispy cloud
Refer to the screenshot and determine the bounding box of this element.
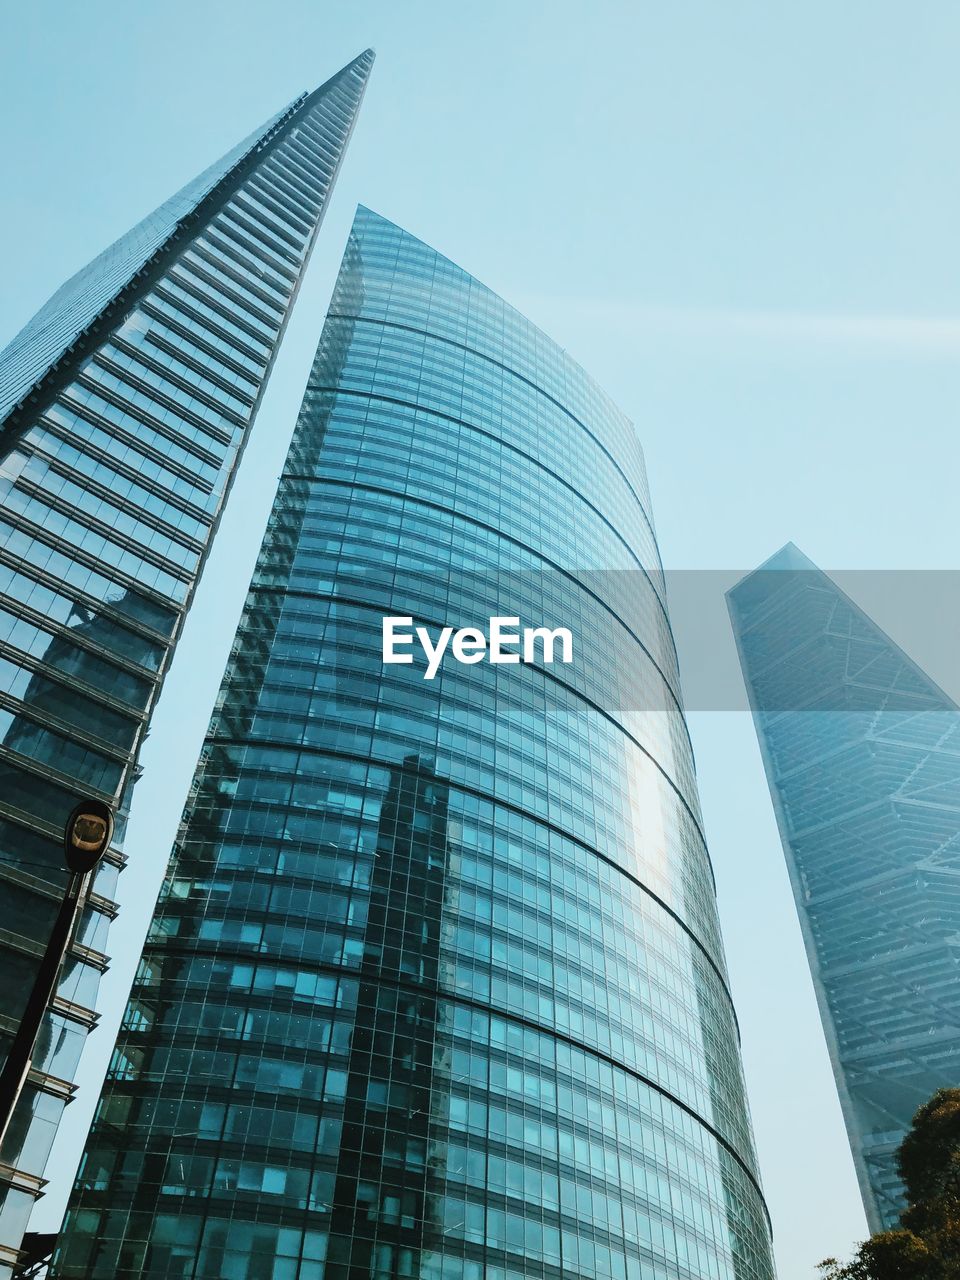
[518,296,960,354]
[629,305,960,350]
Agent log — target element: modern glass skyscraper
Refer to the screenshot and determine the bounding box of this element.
[54,207,775,1280]
[0,52,373,1276]
[728,544,960,1232]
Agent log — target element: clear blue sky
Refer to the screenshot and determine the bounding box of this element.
[4,3,960,1276]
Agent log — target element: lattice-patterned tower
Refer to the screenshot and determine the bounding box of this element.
[729,543,960,1230]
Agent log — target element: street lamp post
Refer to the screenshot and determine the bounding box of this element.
[0,799,114,1152]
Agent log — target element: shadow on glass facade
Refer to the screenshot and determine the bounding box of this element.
[0,51,373,1276]
[325,752,448,1274]
[53,207,774,1279]
[728,542,960,1232]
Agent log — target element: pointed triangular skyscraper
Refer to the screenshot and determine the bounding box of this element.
[0,51,373,1274]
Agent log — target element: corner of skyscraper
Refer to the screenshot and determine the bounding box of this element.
[0,50,373,1278]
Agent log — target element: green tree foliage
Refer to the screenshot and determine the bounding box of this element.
[817,1089,960,1279]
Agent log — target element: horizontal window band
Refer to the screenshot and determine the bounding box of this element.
[140,297,267,383]
[0,592,164,687]
[230,192,305,257]
[49,995,99,1031]
[187,243,289,321]
[0,689,138,765]
[130,937,767,1227]
[10,479,197,585]
[322,312,659,559]
[26,1067,78,1101]
[192,244,292,324]
[30,456,208,555]
[111,331,256,418]
[294,381,668,628]
[0,543,177,649]
[0,734,129,807]
[91,350,241,443]
[0,1161,47,1198]
[0,645,149,735]
[245,176,314,241]
[196,225,296,296]
[251,168,319,227]
[0,867,121,923]
[165,268,277,353]
[233,182,311,249]
[271,146,331,204]
[0,919,107,975]
[0,797,125,870]
[45,397,218,494]
[88,893,119,920]
[238,583,699,831]
[72,374,227,468]
[0,862,78,904]
[150,893,727,1069]
[179,246,294,323]
[269,138,329,191]
[0,508,187,623]
[70,940,110,973]
[85,1073,749,1246]
[195,738,732,1025]
[256,471,690,764]
[149,283,271,368]
[209,225,299,294]
[219,204,302,272]
[32,419,215,527]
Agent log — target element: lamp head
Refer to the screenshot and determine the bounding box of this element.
[64,800,114,874]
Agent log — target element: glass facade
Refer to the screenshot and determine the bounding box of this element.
[728,543,960,1232]
[54,207,774,1279]
[0,52,373,1276]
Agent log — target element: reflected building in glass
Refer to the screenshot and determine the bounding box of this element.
[54,207,775,1279]
[0,52,373,1276]
[728,544,960,1231]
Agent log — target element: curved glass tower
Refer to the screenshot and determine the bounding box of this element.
[54,207,774,1280]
